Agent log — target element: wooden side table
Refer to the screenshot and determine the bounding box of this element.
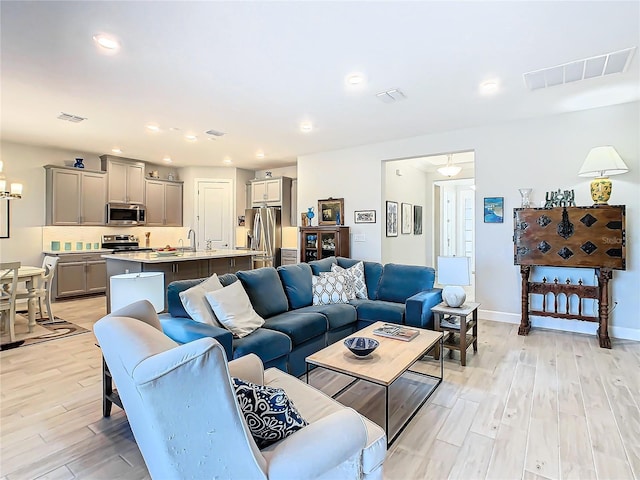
[431,302,480,366]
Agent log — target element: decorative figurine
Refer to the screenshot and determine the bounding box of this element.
[73,158,84,168]
[544,189,575,208]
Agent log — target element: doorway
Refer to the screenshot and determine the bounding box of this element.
[434,178,476,301]
[195,179,233,250]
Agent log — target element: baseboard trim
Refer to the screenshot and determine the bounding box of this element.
[478,309,640,342]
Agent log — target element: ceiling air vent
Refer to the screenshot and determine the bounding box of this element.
[523,47,636,91]
[376,88,406,103]
[205,129,226,137]
[57,112,87,123]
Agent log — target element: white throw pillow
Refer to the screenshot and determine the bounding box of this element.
[312,272,353,305]
[179,274,224,327]
[331,262,368,299]
[205,281,264,338]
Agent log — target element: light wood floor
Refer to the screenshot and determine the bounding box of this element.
[1,296,639,480]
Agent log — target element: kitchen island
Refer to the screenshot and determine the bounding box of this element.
[102,249,254,312]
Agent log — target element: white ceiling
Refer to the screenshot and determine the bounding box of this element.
[1,1,638,170]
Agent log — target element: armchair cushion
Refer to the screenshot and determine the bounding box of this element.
[205,281,264,338]
[232,377,308,448]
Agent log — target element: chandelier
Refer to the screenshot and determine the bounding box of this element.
[437,154,462,177]
[0,161,23,199]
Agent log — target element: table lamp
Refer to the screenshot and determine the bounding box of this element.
[437,256,470,308]
[110,272,165,313]
[578,146,628,205]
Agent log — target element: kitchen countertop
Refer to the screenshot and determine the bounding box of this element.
[43,249,114,255]
[101,249,254,263]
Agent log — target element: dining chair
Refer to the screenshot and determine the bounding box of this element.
[16,256,59,322]
[1,262,21,342]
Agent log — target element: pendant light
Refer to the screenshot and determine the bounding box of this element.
[437,154,462,177]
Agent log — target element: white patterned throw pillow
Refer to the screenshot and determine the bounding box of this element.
[312,272,354,305]
[331,261,368,299]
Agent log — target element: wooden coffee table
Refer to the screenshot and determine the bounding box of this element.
[306,321,443,446]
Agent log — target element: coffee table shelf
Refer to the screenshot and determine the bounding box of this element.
[305,321,443,446]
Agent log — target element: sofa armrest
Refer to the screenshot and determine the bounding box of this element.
[405,288,442,329]
[228,353,264,385]
[159,315,233,359]
[267,408,368,479]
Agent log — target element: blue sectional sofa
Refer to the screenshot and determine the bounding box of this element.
[159,256,442,377]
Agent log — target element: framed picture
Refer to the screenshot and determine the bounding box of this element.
[0,200,9,238]
[413,205,423,235]
[318,198,344,225]
[484,196,504,223]
[354,210,376,224]
[401,203,412,234]
[386,201,398,237]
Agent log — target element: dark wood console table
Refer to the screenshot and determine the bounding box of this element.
[513,205,626,348]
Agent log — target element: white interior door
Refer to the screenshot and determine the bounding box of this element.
[196,180,233,250]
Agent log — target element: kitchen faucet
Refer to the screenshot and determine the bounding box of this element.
[187,228,196,251]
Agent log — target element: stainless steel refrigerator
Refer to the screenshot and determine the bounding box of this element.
[245,207,282,268]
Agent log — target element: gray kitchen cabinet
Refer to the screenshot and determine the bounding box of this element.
[291,179,297,226]
[281,248,298,266]
[52,253,107,299]
[209,256,253,275]
[144,179,183,226]
[100,155,145,204]
[45,166,107,225]
[250,177,292,208]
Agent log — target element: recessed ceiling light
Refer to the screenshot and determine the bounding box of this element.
[163,156,172,163]
[256,151,265,159]
[93,34,120,51]
[146,124,160,132]
[111,148,122,154]
[300,122,313,133]
[223,158,232,164]
[184,134,197,141]
[480,80,499,95]
[346,73,365,86]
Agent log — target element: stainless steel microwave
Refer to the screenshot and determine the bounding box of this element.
[106,203,146,226]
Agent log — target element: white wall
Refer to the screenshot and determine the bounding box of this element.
[382,160,429,265]
[254,165,297,180]
[298,102,639,340]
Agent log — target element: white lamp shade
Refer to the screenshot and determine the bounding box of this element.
[110,272,165,313]
[437,256,470,286]
[578,146,629,177]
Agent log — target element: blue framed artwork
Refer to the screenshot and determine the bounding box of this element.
[484,197,504,223]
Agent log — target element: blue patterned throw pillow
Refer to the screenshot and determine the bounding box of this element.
[232,377,308,448]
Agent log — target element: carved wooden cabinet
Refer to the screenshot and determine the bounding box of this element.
[513,205,626,348]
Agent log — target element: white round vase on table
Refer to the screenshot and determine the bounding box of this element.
[442,286,466,308]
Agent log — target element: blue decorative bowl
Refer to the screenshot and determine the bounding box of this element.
[344,337,379,357]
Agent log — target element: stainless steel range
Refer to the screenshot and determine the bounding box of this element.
[101,234,153,253]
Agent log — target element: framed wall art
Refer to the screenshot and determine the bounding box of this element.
[0,200,9,238]
[386,201,398,237]
[354,210,376,224]
[401,203,412,234]
[318,198,344,225]
[484,196,504,223]
[413,205,423,235]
